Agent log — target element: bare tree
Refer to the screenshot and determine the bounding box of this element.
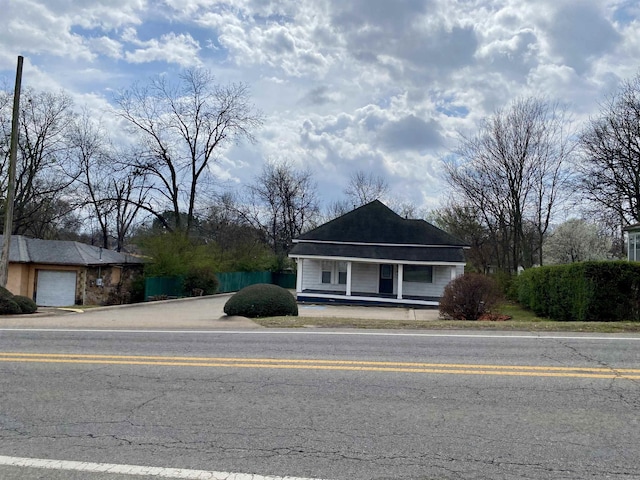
[444,97,575,272]
[114,69,263,235]
[579,74,640,230]
[232,160,319,263]
[69,111,114,248]
[69,113,149,250]
[0,88,78,236]
[431,200,493,273]
[344,170,389,207]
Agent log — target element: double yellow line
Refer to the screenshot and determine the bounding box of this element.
[1,352,639,379]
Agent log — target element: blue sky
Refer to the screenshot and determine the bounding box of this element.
[1,0,639,212]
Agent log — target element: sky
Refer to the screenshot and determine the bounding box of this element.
[1,0,639,213]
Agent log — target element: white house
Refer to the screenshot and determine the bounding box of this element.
[624,223,640,261]
[289,200,468,307]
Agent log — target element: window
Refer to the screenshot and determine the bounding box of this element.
[404,265,433,283]
[321,261,332,284]
[631,232,640,262]
[337,262,347,284]
[380,264,393,279]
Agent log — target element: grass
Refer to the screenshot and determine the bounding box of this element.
[252,302,640,333]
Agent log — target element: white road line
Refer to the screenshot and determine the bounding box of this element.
[0,455,327,480]
[1,328,640,341]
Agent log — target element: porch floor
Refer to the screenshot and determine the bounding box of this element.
[297,289,440,308]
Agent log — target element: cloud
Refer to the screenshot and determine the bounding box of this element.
[542,0,622,74]
[1,0,640,214]
[379,115,443,152]
[124,32,202,66]
[299,86,340,106]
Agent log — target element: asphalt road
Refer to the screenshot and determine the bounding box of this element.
[1,329,639,479]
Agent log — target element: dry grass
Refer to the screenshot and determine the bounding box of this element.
[252,303,640,333]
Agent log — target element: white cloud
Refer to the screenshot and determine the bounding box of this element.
[124,32,202,67]
[1,0,639,213]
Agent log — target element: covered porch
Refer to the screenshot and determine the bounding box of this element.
[293,257,464,307]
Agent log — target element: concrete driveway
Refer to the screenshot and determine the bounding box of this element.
[0,294,440,329]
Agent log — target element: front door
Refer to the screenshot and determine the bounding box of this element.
[379,264,393,294]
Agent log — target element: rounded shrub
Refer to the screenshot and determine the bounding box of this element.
[13,295,38,314]
[0,285,14,299]
[0,295,22,315]
[439,273,503,320]
[224,283,298,318]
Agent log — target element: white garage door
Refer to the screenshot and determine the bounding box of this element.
[36,270,77,307]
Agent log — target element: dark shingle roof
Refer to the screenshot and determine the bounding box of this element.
[0,235,143,266]
[296,200,467,246]
[290,201,467,263]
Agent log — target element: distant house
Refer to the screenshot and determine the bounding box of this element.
[624,224,640,261]
[1,235,144,306]
[289,200,468,307]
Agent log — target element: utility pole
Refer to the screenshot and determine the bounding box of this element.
[0,56,24,288]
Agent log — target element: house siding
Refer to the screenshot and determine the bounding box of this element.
[352,263,379,293]
[300,260,463,299]
[402,265,462,297]
[301,259,345,292]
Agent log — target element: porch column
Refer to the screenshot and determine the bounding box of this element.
[397,263,403,299]
[296,259,303,293]
[346,261,352,296]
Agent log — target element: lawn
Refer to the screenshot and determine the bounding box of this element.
[252,302,640,333]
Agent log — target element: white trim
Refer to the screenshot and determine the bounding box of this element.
[289,254,465,267]
[397,263,403,300]
[296,260,303,293]
[346,261,352,296]
[297,292,438,306]
[293,239,468,249]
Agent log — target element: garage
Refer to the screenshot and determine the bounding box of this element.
[36,270,77,306]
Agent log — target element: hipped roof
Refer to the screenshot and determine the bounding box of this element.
[0,235,143,266]
[290,200,467,263]
[295,200,467,246]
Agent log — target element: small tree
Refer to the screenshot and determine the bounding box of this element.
[439,273,503,320]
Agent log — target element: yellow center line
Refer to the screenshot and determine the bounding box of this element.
[1,352,640,372]
[0,352,639,379]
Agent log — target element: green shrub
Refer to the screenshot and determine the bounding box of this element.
[129,275,146,303]
[184,265,219,296]
[224,283,298,318]
[0,296,22,315]
[439,273,503,320]
[0,286,14,299]
[13,295,37,314]
[518,261,640,321]
[491,271,519,301]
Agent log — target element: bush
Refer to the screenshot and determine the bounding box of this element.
[224,283,298,318]
[13,295,37,314]
[518,261,640,321]
[0,285,14,299]
[0,296,22,315]
[184,265,219,296]
[439,273,503,320]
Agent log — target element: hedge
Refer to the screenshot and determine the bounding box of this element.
[518,261,640,321]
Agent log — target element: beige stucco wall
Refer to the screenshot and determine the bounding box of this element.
[6,263,30,297]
